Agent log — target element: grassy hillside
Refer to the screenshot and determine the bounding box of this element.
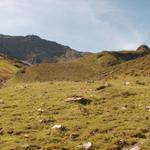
[1,46,150,149]
[103,53,150,79]
[14,53,117,82]
[0,55,27,83]
[1,77,150,149]
[15,49,149,82]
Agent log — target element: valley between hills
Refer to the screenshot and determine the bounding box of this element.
[1,35,150,150]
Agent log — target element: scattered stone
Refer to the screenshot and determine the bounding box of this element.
[87,80,94,83]
[37,108,44,113]
[121,107,127,111]
[130,145,140,150]
[124,81,130,86]
[123,145,140,150]
[22,144,41,150]
[104,82,111,87]
[96,83,111,91]
[146,106,150,111]
[80,142,92,150]
[121,105,128,111]
[39,119,55,124]
[22,143,29,149]
[52,125,65,131]
[24,134,29,138]
[65,96,91,105]
[0,99,4,104]
[70,133,79,140]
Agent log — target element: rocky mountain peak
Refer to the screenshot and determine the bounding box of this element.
[136,44,150,52]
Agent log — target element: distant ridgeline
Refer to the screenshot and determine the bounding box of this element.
[0,34,83,64]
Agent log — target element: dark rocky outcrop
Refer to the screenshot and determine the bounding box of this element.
[0,34,83,64]
[136,44,150,53]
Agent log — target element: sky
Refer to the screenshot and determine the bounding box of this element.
[0,0,149,52]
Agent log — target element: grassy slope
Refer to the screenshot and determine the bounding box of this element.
[0,55,28,83]
[1,77,150,149]
[100,53,150,79]
[0,56,18,81]
[15,50,146,82]
[14,53,117,81]
[1,49,150,149]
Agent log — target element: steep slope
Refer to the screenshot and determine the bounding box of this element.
[15,46,150,82]
[0,34,83,64]
[104,53,150,78]
[0,54,27,83]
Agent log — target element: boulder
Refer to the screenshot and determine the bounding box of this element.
[130,145,140,150]
[52,125,65,131]
[22,144,41,150]
[0,99,4,104]
[24,134,29,138]
[65,96,91,105]
[39,119,55,124]
[70,133,79,140]
[123,145,140,150]
[146,106,150,111]
[22,143,29,149]
[96,83,111,91]
[81,142,92,150]
[124,81,130,86]
[37,108,44,113]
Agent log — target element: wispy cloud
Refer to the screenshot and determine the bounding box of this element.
[0,0,149,51]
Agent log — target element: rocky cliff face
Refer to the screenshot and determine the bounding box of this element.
[0,34,83,64]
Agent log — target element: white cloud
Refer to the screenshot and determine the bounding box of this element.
[0,0,147,51]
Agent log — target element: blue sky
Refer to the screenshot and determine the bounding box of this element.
[0,0,149,52]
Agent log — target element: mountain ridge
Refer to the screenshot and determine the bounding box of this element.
[0,34,84,64]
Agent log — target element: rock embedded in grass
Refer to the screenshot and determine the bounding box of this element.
[39,118,55,124]
[104,82,112,87]
[52,125,65,131]
[146,106,150,111]
[70,133,79,140]
[0,99,4,104]
[24,134,29,138]
[22,143,41,150]
[22,143,29,149]
[124,81,130,86]
[123,145,140,150]
[79,142,93,150]
[37,108,44,113]
[65,96,91,105]
[96,83,111,91]
[130,145,140,150]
